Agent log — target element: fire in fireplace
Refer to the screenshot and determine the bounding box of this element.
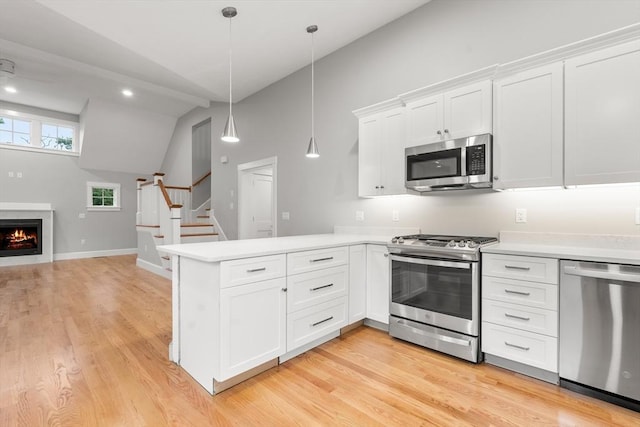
[0,219,43,257]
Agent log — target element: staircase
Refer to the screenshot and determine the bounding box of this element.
[135,173,225,278]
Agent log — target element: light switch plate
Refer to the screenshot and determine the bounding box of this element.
[355,210,364,221]
[515,208,527,223]
[392,210,400,222]
[282,211,290,220]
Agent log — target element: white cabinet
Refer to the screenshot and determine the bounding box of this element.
[482,253,559,380]
[355,100,407,197]
[565,40,640,186]
[404,80,492,147]
[286,247,348,352]
[348,245,367,324]
[493,62,564,189]
[365,244,390,325]
[220,277,286,379]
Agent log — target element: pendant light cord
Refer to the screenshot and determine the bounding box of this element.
[311,30,315,140]
[228,15,233,116]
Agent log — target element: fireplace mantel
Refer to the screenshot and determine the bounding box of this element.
[0,203,54,266]
[0,202,54,211]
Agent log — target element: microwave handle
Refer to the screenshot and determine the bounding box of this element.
[460,144,467,176]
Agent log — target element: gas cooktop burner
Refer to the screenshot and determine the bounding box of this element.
[388,234,498,261]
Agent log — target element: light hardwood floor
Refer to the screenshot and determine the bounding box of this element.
[1,255,638,426]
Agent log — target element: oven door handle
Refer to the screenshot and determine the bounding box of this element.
[389,254,471,270]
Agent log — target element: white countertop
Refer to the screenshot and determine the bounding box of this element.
[158,233,391,263]
[482,232,640,266]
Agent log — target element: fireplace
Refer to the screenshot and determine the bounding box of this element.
[0,219,43,257]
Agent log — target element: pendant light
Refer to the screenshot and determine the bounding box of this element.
[221,6,239,143]
[305,25,319,158]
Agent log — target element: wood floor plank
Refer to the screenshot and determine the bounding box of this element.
[0,255,639,426]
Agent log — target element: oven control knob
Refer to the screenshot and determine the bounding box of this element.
[448,240,456,247]
[468,240,478,248]
[457,240,466,247]
[391,237,398,244]
[398,237,405,244]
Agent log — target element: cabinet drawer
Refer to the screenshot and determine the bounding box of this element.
[220,254,286,288]
[483,300,557,337]
[287,246,348,275]
[287,265,348,313]
[483,254,558,284]
[482,276,558,310]
[287,296,347,352]
[482,322,558,372]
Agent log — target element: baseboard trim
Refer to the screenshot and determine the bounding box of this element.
[136,258,172,279]
[53,248,137,261]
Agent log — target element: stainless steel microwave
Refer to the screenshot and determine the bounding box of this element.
[405,134,492,192]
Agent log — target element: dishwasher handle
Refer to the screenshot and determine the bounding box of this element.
[563,264,640,283]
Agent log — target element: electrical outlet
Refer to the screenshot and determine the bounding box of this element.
[8,171,14,178]
[515,208,527,223]
[282,211,290,220]
[392,210,400,222]
[355,210,364,221]
[635,207,640,225]
[78,213,86,219]
[16,172,22,178]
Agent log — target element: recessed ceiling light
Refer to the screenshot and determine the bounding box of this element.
[4,86,17,93]
[122,89,133,97]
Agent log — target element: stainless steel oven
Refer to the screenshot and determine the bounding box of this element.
[387,235,497,363]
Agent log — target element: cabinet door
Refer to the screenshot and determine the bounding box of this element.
[493,63,564,189]
[443,80,492,139]
[405,93,443,147]
[348,245,367,324]
[565,40,640,185]
[358,115,382,197]
[379,107,407,195]
[219,278,286,381]
[366,244,390,325]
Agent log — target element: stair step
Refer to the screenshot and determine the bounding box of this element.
[181,232,219,237]
[154,235,164,238]
[137,224,161,228]
[196,215,210,218]
[181,223,210,227]
[161,256,170,260]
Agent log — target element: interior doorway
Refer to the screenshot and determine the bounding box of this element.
[237,157,277,239]
[191,118,211,212]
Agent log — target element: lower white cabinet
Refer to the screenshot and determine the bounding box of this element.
[348,245,367,323]
[287,297,348,352]
[220,278,287,380]
[366,244,390,325]
[482,253,559,381]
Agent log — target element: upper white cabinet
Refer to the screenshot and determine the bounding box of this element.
[565,39,640,186]
[355,99,407,197]
[404,80,493,147]
[493,62,564,189]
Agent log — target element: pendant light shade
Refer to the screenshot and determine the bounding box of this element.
[305,25,319,158]
[221,6,239,143]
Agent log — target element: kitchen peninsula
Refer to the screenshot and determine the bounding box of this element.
[158,233,395,394]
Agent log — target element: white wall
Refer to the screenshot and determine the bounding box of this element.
[162,0,640,239]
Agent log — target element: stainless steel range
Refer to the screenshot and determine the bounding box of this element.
[387,234,497,363]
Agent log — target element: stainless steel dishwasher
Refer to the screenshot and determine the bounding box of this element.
[560,260,640,411]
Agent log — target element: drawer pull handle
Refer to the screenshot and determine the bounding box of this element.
[310,257,334,263]
[504,289,531,296]
[504,313,531,321]
[311,316,334,327]
[246,267,267,273]
[310,283,334,292]
[504,265,531,271]
[504,341,530,351]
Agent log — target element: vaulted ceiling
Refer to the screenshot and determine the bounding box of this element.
[0,0,430,117]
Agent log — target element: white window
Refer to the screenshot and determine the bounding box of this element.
[87,182,121,211]
[0,110,79,155]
